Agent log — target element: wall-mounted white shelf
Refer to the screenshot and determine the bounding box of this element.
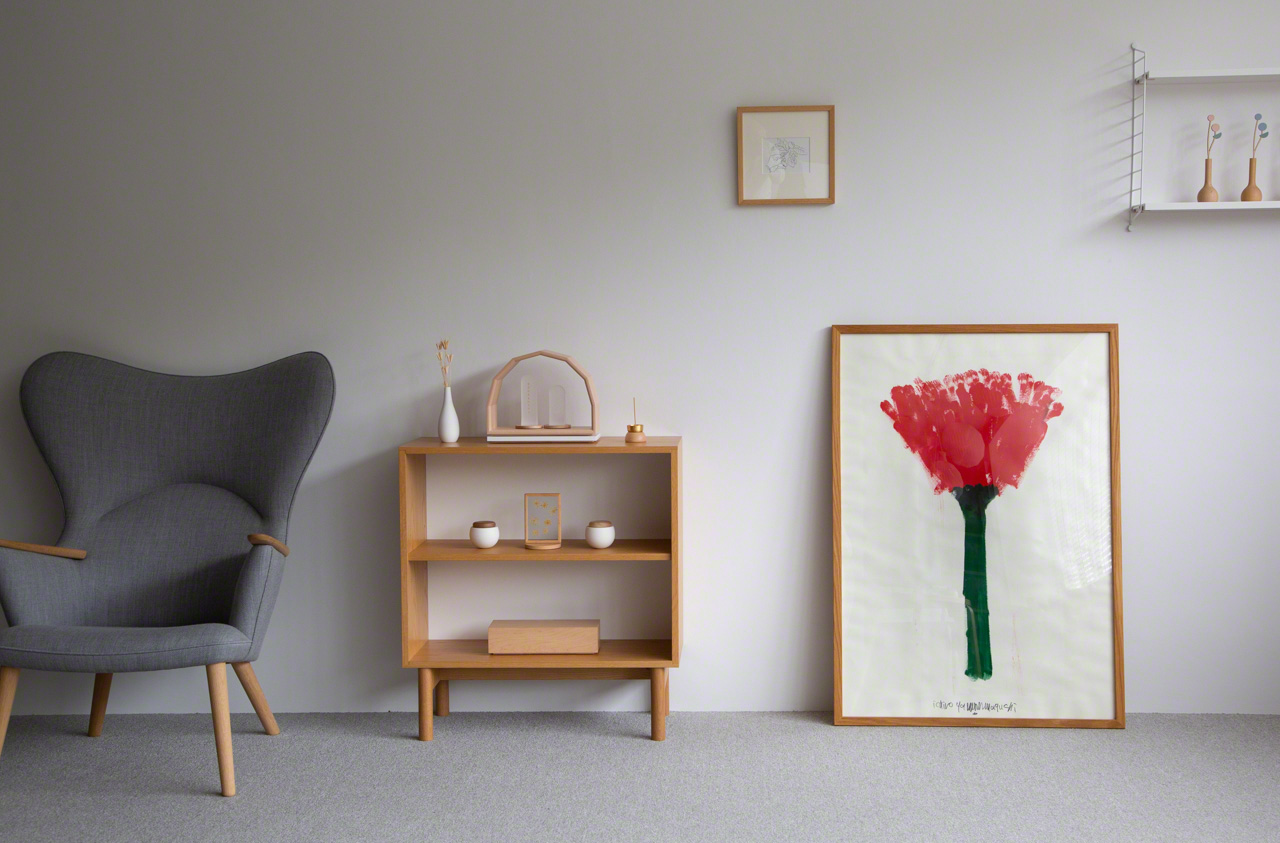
[1145,69,1280,86]
[1141,201,1280,212]
[1128,45,1279,229]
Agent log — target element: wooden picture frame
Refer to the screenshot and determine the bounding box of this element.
[832,325,1123,728]
[737,106,835,205]
[524,492,562,550]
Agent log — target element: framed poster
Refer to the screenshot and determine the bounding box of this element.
[831,325,1123,727]
[737,106,834,205]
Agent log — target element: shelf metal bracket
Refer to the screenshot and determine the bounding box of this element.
[1127,203,1144,231]
[1128,44,1147,231]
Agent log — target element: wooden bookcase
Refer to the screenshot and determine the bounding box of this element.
[398,436,682,741]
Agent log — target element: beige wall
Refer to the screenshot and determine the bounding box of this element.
[2,0,1278,714]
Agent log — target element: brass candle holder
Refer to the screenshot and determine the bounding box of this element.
[625,398,647,444]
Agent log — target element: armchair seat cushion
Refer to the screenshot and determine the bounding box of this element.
[0,623,252,673]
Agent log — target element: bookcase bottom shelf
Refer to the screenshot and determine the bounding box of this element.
[406,638,674,669]
[413,650,671,741]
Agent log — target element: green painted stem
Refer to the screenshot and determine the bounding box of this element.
[952,484,998,680]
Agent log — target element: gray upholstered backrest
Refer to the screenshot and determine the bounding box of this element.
[16,352,334,630]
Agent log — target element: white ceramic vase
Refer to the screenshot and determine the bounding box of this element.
[438,386,459,443]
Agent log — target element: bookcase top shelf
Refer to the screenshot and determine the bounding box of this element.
[400,436,680,454]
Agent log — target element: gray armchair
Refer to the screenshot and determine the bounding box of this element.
[0,351,333,796]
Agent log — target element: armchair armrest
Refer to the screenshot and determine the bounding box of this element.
[247,534,289,557]
[0,539,87,560]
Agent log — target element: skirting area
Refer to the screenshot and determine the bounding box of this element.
[1,712,1276,842]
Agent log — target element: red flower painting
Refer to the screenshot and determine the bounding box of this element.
[881,370,1063,680]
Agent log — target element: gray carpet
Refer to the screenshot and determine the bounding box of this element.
[0,712,1276,842]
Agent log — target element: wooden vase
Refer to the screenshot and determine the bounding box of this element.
[1197,159,1218,202]
[1241,157,1262,201]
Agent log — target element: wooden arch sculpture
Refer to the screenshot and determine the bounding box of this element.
[485,350,600,441]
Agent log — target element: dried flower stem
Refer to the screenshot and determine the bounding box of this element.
[435,339,453,388]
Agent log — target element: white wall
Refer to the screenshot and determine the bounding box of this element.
[2,0,1278,715]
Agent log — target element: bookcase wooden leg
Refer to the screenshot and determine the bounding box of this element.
[435,679,450,716]
[664,670,670,717]
[650,668,667,741]
[418,668,433,741]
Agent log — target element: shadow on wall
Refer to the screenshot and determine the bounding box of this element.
[452,368,497,438]
[279,449,405,704]
[812,326,835,705]
[443,363,595,438]
[3,332,838,712]
[0,358,63,567]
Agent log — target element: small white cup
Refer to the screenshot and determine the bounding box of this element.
[470,521,500,548]
[585,520,615,549]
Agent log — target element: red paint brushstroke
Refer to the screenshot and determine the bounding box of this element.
[880,369,1064,493]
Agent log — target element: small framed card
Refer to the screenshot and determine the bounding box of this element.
[737,106,834,205]
[524,492,562,550]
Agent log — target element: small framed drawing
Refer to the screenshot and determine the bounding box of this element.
[737,106,834,205]
[524,493,562,550]
[832,325,1123,728]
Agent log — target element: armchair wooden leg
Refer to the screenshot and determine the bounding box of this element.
[650,667,667,742]
[88,673,112,737]
[231,662,280,735]
[205,663,236,796]
[417,668,433,741]
[0,667,18,758]
[434,679,449,716]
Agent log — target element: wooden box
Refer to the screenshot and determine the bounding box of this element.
[487,619,601,655]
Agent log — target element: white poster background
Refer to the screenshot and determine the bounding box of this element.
[839,332,1115,720]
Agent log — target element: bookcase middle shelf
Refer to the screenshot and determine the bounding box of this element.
[408,538,671,562]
